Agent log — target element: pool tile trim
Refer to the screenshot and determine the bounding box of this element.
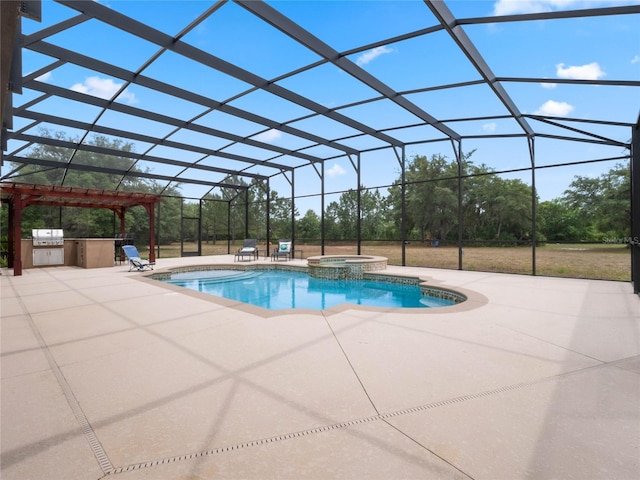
[137,263,487,317]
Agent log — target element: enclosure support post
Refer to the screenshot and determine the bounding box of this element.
[290,170,295,254]
[356,153,361,255]
[245,188,250,240]
[147,202,156,263]
[180,199,184,257]
[198,199,202,256]
[454,139,463,270]
[400,147,406,266]
[266,178,271,256]
[529,136,537,276]
[631,113,640,294]
[321,162,325,255]
[156,200,160,259]
[227,201,231,254]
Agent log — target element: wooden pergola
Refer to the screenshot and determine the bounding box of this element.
[0,182,161,276]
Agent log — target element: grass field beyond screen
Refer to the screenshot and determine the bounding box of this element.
[148,242,630,282]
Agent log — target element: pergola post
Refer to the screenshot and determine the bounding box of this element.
[118,207,126,236]
[10,195,23,276]
[7,198,14,269]
[116,206,126,263]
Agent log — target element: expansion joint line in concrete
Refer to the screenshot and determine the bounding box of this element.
[321,312,381,415]
[380,419,475,480]
[107,372,571,476]
[499,324,606,363]
[8,275,116,476]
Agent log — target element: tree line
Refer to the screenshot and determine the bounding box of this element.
[2,131,630,248]
[292,153,629,245]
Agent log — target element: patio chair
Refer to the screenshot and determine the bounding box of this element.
[271,239,292,261]
[235,239,258,261]
[122,245,155,271]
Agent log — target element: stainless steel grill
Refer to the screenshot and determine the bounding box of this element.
[32,229,64,246]
[32,229,65,266]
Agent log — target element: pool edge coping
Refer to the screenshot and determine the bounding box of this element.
[131,263,489,317]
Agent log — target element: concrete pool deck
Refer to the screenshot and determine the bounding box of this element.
[1,255,639,479]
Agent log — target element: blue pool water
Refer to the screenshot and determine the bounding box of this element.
[162,269,456,310]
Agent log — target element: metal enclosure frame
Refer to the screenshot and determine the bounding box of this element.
[0,0,638,290]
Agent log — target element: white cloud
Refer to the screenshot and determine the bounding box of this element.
[482,122,497,132]
[534,100,574,116]
[541,81,557,89]
[70,76,137,104]
[493,0,637,16]
[254,129,281,143]
[327,163,346,178]
[556,62,605,80]
[494,0,551,15]
[632,55,640,64]
[356,46,394,67]
[35,71,52,82]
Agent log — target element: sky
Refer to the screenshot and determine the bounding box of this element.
[6,0,640,214]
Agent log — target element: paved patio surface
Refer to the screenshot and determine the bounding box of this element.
[2,255,639,479]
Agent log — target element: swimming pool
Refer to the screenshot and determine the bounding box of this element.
[161,269,457,310]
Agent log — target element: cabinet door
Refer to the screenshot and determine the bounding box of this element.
[33,249,49,265]
[33,248,64,265]
[49,248,64,265]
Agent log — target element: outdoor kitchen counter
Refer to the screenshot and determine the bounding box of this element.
[20,238,115,269]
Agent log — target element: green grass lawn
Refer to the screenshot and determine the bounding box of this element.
[146,241,631,282]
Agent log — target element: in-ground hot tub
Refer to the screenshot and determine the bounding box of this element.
[306,255,388,280]
[305,255,468,305]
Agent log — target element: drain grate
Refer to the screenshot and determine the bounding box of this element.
[10,276,115,475]
[379,378,553,421]
[111,416,381,474]
[109,375,564,475]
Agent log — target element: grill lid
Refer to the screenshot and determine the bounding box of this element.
[32,229,64,246]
